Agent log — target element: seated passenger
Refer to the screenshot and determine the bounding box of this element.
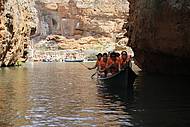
[120,51,129,70]
[116,52,120,59]
[116,52,121,61]
[88,53,102,70]
[98,53,108,77]
[106,52,120,76]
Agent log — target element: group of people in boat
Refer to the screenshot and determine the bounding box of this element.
[88,51,132,78]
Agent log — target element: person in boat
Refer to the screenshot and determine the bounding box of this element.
[120,51,130,70]
[98,53,108,78]
[116,52,120,59]
[88,53,102,70]
[116,52,121,65]
[106,52,120,77]
[127,54,133,67]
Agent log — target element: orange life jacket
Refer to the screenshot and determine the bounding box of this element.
[99,59,107,70]
[106,58,120,74]
[96,59,101,66]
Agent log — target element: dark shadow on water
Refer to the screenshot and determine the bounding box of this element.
[132,72,190,127]
[96,71,190,127]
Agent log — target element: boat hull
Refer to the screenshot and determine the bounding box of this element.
[98,67,136,89]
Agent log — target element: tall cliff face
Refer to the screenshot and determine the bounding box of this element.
[30,0,130,52]
[33,0,129,40]
[127,0,190,75]
[0,0,38,66]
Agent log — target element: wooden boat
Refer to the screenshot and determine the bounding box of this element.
[64,59,84,62]
[98,66,137,89]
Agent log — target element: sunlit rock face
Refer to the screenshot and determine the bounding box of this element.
[0,0,38,66]
[127,0,190,75]
[33,0,129,51]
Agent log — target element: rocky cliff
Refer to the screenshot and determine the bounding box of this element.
[33,0,129,51]
[34,0,129,38]
[0,0,38,66]
[0,0,130,66]
[127,0,190,75]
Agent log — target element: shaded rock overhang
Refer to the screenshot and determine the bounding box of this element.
[126,0,190,75]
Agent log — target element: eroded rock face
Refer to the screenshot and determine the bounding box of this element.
[0,0,38,66]
[127,0,190,75]
[33,0,129,43]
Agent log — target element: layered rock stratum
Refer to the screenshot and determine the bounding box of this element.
[127,0,190,75]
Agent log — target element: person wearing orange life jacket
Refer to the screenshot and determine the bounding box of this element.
[106,52,120,77]
[120,51,129,70]
[116,52,120,60]
[98,53,108,77]
[88,53,102,70]
[107,52,120,66]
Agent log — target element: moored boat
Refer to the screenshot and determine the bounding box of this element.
[64,59,84,62]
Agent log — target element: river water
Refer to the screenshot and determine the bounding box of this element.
[0,62,190,127]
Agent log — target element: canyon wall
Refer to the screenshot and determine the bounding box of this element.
[127,0,190,75]
[0,0,38,66]
[33,0,129,51]
[34,0,129,39]
[0,0,130,66]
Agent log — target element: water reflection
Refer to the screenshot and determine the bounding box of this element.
[0,67,30,126]
[0,63,189,127]
[24,63,136,127]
